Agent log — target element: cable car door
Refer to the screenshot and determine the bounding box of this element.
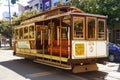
[36,25,48,54]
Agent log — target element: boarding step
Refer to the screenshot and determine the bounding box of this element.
[34,58,71,70]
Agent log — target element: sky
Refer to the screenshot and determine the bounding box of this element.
[0,0,29,19]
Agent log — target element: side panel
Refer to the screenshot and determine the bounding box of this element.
[86,41,97,58]
[17,40,30,49]
[72,40,86,59]
[96,41,107,57]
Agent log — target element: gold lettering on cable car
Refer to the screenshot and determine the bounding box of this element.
[75,44,84,56]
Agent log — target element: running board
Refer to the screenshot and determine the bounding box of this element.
[34,59,72,70]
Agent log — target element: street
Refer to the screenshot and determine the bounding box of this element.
[0,49,120,80]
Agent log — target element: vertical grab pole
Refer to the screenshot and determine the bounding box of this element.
[42,22,45,58]
[59,17,62,63]
[68,26,70,58]
[50,20,53,61]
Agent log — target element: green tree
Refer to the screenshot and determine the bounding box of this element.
[12,13,21,26]
[0,8,39,47]
[96,0,120,26]
[12,9,39,25]
[66,0,120,27]
[0,20,12,47]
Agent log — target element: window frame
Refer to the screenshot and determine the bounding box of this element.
[61,27,68,40]
[45,1,50,10]
[97,19,106,40]
[19,28,23,39]
[34,3,39,10]
[29,25,35,39]
[73,16,85,40]
[115,30,120,42]
[86,17,97,40]
[24,26,29,39]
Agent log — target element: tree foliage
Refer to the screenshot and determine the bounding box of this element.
[11,8,39,25]
[20,9,35,21]
[0,9,39,46]
[66,0,120,26]
[0,20,12,38]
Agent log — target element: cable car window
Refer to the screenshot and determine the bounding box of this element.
[98,19,105,39]
[29,25,34,38]
[24,27,28,39]
[87,17,96,39]
[73,17,84,39]
[61,27,67,39]
[19,28,23,39]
